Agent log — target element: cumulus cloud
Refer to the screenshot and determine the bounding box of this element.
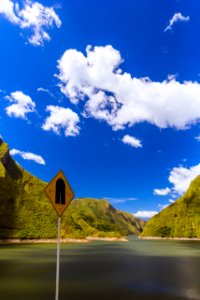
[156,163,200,198]
[10,148,45,165]
[135,199,174,219]
[153,187,171,196]
[164,12,190,32]
[122,134,142,148]
[133,210,158,219]
[5,90,36,119]
[169,163,200,196]
[0,0,19,23]
[42,105,80,137]
[57,45,200,131]
[0,0,61,46]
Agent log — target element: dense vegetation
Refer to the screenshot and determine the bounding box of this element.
[0,140,144,239]
[141,175,200,238]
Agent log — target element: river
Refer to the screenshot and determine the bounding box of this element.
[0,237,200,300]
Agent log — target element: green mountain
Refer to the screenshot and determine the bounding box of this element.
[0,140,144,239]
[141,175,200,238]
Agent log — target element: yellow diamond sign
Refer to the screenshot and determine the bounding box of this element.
[44,170,74,217]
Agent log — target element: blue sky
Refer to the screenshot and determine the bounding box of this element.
[1,0,200,219]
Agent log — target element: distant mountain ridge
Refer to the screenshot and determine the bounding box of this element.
[0,139,144,239]
[141,175,200,238]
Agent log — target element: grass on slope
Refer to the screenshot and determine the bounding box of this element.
[141,176,200,238]
[0,141,144,239]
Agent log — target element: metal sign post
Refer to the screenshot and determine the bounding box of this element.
[56,217,61,300]
[44,170,74,300]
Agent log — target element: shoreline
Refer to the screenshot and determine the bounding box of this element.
[1,236,200,244]
[0,236,128,244]
[139,236,200,241]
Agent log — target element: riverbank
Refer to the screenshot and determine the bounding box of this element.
[86,236,128,242]
[140,236,200,241]
[0,236,128,244]
[2,236,200,244]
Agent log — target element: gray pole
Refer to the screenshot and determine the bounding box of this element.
[55,217,61,300]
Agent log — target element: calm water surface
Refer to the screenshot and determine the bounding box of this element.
[0,237,200,300]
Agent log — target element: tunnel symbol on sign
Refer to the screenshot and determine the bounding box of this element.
[55,178,66,204]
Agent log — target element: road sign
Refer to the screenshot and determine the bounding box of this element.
[44,170,74,300]
[44,170,74,217]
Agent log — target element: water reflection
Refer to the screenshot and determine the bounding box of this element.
[0,238,200,300]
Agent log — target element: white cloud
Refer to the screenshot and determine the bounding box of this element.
[37,87,54,98]
[153,187,171,196]
[167,74,178,81]
[195,135,200,142]
[105,197,137,204]
[169,199,175,203]
[157,197,176,211]
[164,12,190,32]
[5,90,36,119]
[157,163,200,198]
[0,0,20,23]
[42,105,80,137]
[122,134,142,148]
[0,0,61,46]
[169,163,200,196]
[57,45,200,131]
[133,210,158,219]
[158,203,169,210]
[10,148,45,165]
[134,199,174,220]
